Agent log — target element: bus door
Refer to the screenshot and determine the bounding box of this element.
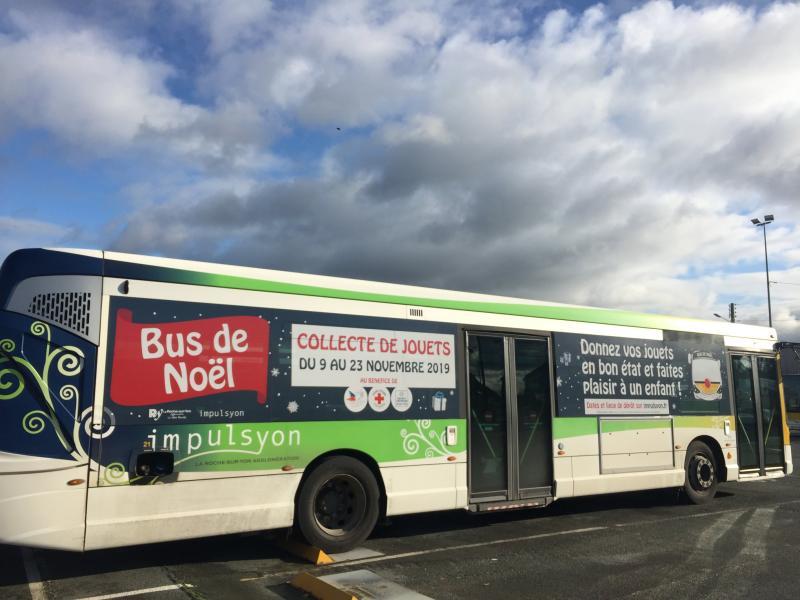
[730,353,785,475]
[466,333,553,504]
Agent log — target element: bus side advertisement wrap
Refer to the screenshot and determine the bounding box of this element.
[553,331,728,417]
[109,308,270,407]
[97,297,463,482]
[0,310,99,462]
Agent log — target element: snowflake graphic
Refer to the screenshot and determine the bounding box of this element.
[556,376,562,387]
[287,401,299,414]
[271,368,281,377]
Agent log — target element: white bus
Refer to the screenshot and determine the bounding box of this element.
[0,248,792,553]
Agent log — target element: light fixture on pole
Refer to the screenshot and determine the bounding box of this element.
[712,303,736,323]
[750,214,774,327]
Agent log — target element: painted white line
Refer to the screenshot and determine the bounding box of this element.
[243,497,800,583]
[741,507,776,558]
[21,547,46,600]
[74,583,194,600]
[688,510,744,563]
[613,506,750,529]
[341,526,607,566]
[242,526,606,581]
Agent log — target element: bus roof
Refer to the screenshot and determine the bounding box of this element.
[0,247,778,341]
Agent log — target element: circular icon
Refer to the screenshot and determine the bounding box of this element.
[368,387,391,412]
[391,387,414,412]
[81,407,116,439]
[343,387,368,412]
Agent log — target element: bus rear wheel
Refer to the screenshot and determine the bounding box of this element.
[684,441,718,504]
[296,456,380,553]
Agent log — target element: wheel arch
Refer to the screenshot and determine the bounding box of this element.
[687,435,728,482]
[294,449,387,518]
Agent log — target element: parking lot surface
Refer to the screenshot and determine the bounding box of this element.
[3,440,799,600]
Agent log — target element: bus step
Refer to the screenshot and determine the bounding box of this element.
[471,497,552,512]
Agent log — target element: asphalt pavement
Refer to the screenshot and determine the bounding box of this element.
[3,439,800,600]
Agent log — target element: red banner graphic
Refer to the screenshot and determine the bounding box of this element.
[110,309,269,406]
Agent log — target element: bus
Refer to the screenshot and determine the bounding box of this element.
[0,248,793,553]
[780,346,800,435]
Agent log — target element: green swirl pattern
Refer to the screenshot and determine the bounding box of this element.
[0,322,89,461]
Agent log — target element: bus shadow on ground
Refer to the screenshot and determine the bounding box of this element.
[0,488,741,588]
[372,487,737,542]
[0,531,301,587]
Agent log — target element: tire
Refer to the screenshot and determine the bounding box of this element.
[295,456,380,553]
[684,441,718,504]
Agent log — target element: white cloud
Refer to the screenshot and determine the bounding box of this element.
[380,114,452,145]
[188,0,273,56]
[0,25,199,148]
[0,11,276,170]
[204,1,446,127]
[270,58,319,109]
[2,1,800,338]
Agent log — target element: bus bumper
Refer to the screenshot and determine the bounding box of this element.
[0,452,88,551]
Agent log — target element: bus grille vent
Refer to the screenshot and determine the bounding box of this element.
[408,308,424,318]
[27,292,92,336]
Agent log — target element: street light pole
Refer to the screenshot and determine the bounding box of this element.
[751,215,774,328]
[762,222,772,328]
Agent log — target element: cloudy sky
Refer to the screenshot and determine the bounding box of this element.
[1,0,799,337]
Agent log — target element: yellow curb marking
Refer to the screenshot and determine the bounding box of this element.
[275,538,334,565]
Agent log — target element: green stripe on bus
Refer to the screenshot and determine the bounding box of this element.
[553,415,730,440]
[143,419,467,474]
[552,417,598,438]
[139,264,711,331]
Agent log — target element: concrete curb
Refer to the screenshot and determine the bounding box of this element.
[290,572,357,600]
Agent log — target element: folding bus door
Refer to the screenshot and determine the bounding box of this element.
[731,353,785,475]
[467,333,553,505]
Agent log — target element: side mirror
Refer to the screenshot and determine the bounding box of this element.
[135,451,174,477]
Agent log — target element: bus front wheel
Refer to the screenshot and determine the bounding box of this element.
[296,456,380,553]
[684,441,718,504]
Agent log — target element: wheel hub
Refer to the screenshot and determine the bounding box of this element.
[314,474,365,534]
[694,455,714,489]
